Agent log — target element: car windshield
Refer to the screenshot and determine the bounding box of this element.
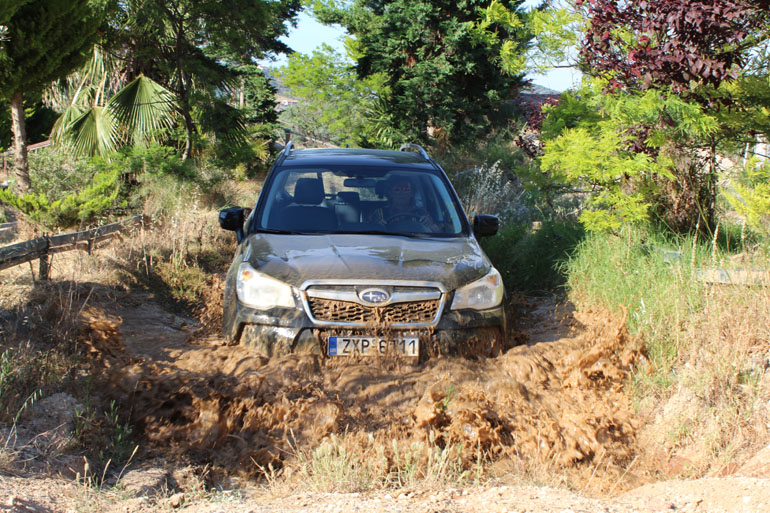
[256,165,467,236]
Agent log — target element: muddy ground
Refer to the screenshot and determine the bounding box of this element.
[1,253,769,512]
[81,289,641,487]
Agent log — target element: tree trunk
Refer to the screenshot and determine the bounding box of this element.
[181,107,194,161]
[239,76,245,109]
[9,91,31,192]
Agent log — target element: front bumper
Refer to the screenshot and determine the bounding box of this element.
[227,299,507,358]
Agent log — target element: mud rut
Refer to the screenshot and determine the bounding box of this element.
[80,291,644,494]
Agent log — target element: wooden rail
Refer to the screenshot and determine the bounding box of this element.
[660,248,769,287]
[0,214,145,279]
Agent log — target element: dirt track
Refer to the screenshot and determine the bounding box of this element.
[70,287,644,492]
[2,275,770,512]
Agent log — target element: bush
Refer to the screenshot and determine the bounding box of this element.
[121,143,192,179]
[724,157,770,242]
[482,220,585,294]
[0,145,239,229]
[0,167,123,229]
[28,149,96,201]
[455,161,528,225]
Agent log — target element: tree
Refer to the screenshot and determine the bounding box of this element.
[105,0,301,159]
[0,0,105,192]
[46,45,178,157]
[573,0,770,233]
[278,45,388,147]
[577,0,770,92]
[312,0,531,146]
[539,81,724,232]
[0,1,31,54]
[50,0,300,161]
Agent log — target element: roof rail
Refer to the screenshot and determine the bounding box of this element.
[283,140,294,157]
[399,143,430,161]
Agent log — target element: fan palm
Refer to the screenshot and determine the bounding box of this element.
[48,45,177,157]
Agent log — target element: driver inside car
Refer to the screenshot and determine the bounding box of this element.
[368,177,440,231]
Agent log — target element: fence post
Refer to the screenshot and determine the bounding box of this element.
[38,234,50,281]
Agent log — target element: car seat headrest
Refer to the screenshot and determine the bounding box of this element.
[293,178,324,205]
[337,191,360,204]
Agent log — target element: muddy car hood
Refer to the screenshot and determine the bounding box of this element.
[241,233,491,291]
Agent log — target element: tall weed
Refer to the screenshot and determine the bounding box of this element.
[288,433,482,493]
[455,161,528,225]
[482,220,584,293]
[564,226,770,475]
[564,228,706,385]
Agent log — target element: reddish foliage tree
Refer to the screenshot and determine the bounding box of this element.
[577,0,770,91]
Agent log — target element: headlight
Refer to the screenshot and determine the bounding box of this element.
[451,268,504,311]
[236,262,295,309]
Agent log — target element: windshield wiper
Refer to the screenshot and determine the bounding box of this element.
[257,228,303,235]
[335,229,435,238]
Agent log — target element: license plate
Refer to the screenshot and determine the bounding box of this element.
[327,336,419,357]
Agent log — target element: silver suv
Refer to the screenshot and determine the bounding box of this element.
[219,144,507,359]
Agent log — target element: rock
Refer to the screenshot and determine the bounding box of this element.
[737,443,770,478]
[119,467,174,497]
[25,393,81,436]
[168,492,185,508]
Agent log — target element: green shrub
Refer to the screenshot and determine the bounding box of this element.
[724,157,770,241]
[482,220,585,293]
[121,144,191,178]
[29,149,96,201]
[0,168,123,229]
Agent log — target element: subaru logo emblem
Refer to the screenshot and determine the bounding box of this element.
[358,288,390,305]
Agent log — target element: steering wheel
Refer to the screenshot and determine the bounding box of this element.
[385,213,422,224]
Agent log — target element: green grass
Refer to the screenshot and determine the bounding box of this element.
[482,220,585,294]
[562,225,768,395]
[564,228,704,386]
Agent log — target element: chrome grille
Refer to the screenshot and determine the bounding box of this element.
[300,280,446,328]
[307,298,440,325]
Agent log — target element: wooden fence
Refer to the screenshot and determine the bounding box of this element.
[661,248,769,287]
[0,214,145,280]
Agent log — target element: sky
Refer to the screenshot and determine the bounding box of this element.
[271,6,582,93]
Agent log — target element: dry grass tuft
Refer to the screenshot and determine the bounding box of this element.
[638,282,770,477]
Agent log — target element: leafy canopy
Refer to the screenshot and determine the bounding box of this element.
[576,0,770,92]
[311,0,531,146]
[279,45,388,147]
[725,158,770,238]
[539,80,725,231]
[0,0,106,101]
[50,0,299,159]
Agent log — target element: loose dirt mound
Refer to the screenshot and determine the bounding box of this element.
[76,293,644,493]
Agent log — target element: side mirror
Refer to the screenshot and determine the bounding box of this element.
[473,214,499,239]
[219,207,245,242]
